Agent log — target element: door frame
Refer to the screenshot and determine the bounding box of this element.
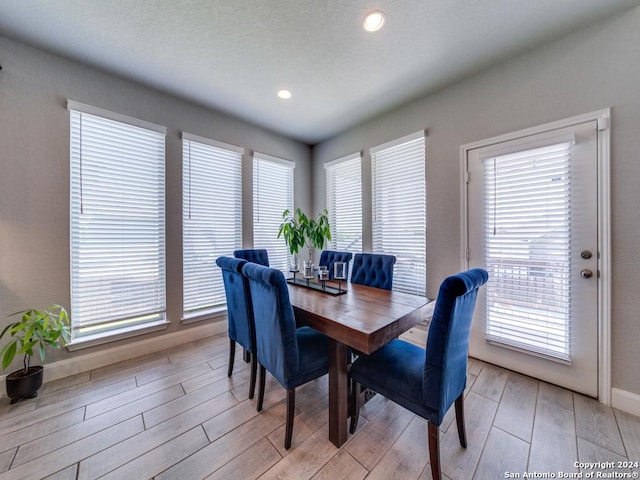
[459,109,611,404]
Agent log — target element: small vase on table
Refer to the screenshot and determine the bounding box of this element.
[334,261,346,293]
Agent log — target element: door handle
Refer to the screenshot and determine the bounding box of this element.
[580,269,593,279]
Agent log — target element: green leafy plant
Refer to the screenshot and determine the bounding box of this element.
[278,208,332,259]
[0,305,71,374]
[278,208,307,255]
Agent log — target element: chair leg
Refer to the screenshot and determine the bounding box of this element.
[284,389,295,449]
[227,339,236,377]
[249,352,257,400]
[243,347,250,363]
[455,393,467,448]
[363,385,377,403]
[257,365,266,412]
[349,379,361,434]
[428,421,442,480]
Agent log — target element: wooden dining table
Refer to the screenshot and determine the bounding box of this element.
[287,278,432,447]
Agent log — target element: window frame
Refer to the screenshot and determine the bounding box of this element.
[371,131,427,296]
[68,100,167,349]
[252,152,295,273]
[181,132,244,322]
[325,152,363,256]
[480,138,574,360]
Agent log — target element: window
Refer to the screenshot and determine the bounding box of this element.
[325,153,362,254]
[482,140,573,360]
[69,101,166,344]
[253,153,294,273]
[371,131,426,296]
[182,134,243,319]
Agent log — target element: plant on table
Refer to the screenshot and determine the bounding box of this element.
[278,208,331,267]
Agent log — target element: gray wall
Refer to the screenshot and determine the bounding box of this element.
[0,36,312,366]
[312,7,640,395]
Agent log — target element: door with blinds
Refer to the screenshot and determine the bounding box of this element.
[466,120,599,397]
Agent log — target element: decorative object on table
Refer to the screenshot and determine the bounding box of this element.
[318,265,329,290]
[241,262,329,449]
[0,305,70,404]
[333,261,347,292]
[318,250,352,280]
[302,261,314,285]
[216,256,258,400]
[289,264,299,282]
[278,208,331,269]
[350,253,396,290]
[287,276,347,296]
[349,268,489,480]
[288,254,299,282]
[233,248,270,266]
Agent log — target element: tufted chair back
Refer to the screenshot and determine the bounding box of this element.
[349,268,488,480]
[215,255,259,399]
[242,260,329,393]
[318,250,353,280]
[350,253,396,290]
[241,262,329,449]
[234,249,270,266]
[216,256,254,352]
[241,263,297,388]
[423,268,489,423]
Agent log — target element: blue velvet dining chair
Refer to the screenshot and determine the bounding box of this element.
[349,268,489,480]
[350,253,396,290]
[319,250,353,280]
[215,256,257,400]
[233,248,270,266]
[241,262,329,449]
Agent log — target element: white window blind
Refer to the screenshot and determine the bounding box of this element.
[182,134,243,316]
[253,153,294,273]
[371,131,426,295]
[325,153,362,253]
[69,101,166,341]
[483,141,573,361]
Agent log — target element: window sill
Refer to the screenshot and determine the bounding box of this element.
[181,306,227,325]
[67,319,169,351]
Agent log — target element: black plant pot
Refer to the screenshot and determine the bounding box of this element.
[6,365,43,404]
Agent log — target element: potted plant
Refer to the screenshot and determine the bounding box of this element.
[0,305,70,404]
[278,208,332,268]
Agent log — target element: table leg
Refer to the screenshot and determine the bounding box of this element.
[328,339,349,447]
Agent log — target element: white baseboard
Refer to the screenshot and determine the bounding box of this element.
[611,388,640,417]
[1,322,226,398]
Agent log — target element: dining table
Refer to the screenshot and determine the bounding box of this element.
[287,277,432,448]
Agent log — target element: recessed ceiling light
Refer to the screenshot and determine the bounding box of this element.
[363,10,385,32]
[277,89,292,99]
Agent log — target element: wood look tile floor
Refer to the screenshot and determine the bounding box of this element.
[1,333,639,480]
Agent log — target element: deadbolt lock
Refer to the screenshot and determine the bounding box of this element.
[580,269,593,279]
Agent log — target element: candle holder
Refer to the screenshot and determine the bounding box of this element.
[318,265,329,290]
[334,261,347,293]
[303,261,314,287]
[289,254,299,282]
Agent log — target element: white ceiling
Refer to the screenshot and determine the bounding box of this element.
[1,0,638,144]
